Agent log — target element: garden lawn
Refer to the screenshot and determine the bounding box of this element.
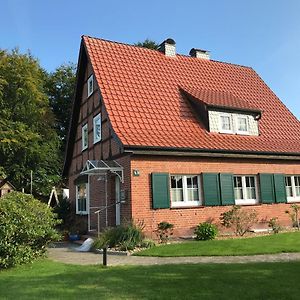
[1,259,300,299]
[136,232,300,257]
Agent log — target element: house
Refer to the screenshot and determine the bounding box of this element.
[63,36,300,237]
[0,178,14,198]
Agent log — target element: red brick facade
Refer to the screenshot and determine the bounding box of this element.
[131,155,300,237]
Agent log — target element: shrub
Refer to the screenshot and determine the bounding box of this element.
[285,204,300,230]
[194,222,218,240]
[140,238,156,249]
[0,192,60,269]
[93,220,150,251]
[220,206,258,236]
[268,217,282,234]
[155,221,174,243]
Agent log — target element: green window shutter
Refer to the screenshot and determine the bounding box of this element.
[259,174,275,204]
[203,173,221,206]
[273,174,287,203]
[151,173,170,209]
[219,173,235,205]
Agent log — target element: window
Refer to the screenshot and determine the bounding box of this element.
[82,124,88,151]
[236,116,249,134]
[76,184,88,214]
[93,114,101,144]
[87,75,94,97]
[217,112,251,135]
[234,175,258,205]
[285,176,300,202]
[219,113,233,133]
[170,175,201,207]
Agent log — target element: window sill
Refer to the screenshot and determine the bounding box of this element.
[171,202,202,209]
[219,130,234,134]
[93,139,101,145]
[235,199,259,206]
[81,147,88,152]
[236,131,250,136]
[76,212,88,215]
[287,198,300,203]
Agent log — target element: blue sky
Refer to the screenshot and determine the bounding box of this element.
[1,0,300,119]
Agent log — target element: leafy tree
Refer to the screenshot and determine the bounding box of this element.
[0,49,61,196]
[45,63,76,152]
[134,39,160,50]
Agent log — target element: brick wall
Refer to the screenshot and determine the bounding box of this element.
[130,155,300,238]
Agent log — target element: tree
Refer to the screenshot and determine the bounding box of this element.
[0,49,61,196]
[134,39,160,50]
[45,63,76,152]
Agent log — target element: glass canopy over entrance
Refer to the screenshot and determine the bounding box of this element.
[80,160,123,182]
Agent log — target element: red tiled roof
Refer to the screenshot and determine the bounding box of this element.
[181,87,261,113]
[83,36,300,154]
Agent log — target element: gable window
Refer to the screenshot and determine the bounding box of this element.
[236,116,248,134]
[170,175,201,207]
[93,113,101,144]
[87,75,94,97]
[76,183,88,214]
[234,175,258,205]
[285,176,300,202]
[82,124,88,151]
[219,113,233,133]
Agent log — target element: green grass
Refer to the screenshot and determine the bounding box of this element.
[1,259,300,299]
[136,232,300,257]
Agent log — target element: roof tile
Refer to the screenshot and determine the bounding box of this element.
[84,36,300,154]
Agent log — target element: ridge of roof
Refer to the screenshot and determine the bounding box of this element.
[82,35,252,70]
[82,35,158,53]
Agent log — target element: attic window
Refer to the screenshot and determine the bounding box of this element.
[93,113,101,144]
[236,116,249,134]
[216,112,253,135]
[82,124,88,151]
[219,113,233,133]
[87,75,94,97]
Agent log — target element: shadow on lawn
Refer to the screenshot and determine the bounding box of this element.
[1,261,300,299]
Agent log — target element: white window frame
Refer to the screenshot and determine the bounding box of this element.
[235,115,249,135]
[285,175,300,203]
[219,113,233,134]
[93,113,102,144]
[170,175,201,207]
[87,75,94,97]
[76,183,89,215]
[82,123,88,151]
[234,175,259,205]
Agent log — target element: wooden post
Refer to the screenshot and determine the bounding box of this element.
[103,247,107,266]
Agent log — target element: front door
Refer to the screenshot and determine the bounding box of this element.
[115,177,121,225]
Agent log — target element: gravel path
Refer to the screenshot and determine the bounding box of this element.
[47,242,300,266]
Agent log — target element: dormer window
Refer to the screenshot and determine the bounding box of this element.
[214,112,254,135]
[87,75,94,97]
[220,113,233,133]
[236,115,249,134]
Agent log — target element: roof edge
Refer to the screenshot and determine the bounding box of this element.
[123,145,300,160]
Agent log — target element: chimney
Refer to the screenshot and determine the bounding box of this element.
[189,48,210,60]
[158,38,176,57]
